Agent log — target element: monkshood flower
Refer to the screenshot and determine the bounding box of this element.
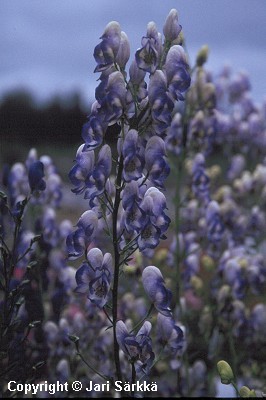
[186,361,208,397]
[164,45,191,101]
[122,129,144,182]
[122,181,145,233]
[223,259,247,299]
[206,201,225,244]
[66,210,98,259]
[135,21,162,74]
[165,112,183,155]
[138,188,170,251]
[187,110,216,154]
[8,162,29,206]
[84,144,112,204]
[142,187,170,234]
[116,320,155,375]
[249,303,266,342]
[126,59,147,114]
[187,68,216,111]
[145,136,170,188]
[81,102,108,150]
[247,205,266,237]
[69,144,95,195]
[95,71,127,125]
[25,147,38,171]
[163,9,182,44]
[227,154,246,181]
[157,313,184,355]
[228,71,250,102]
[45,172,62,208]
[28,161,46,193]
[40,207,59,247]
[183,253,201,286]
[75,248,113,308]
[191,153,210,204]
[116,31,130,70]
[148,70,174,135]
[142,266,172,316]
[40,154,58,176]
[93,21,121,72]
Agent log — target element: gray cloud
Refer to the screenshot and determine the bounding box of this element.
[1,0,266,103]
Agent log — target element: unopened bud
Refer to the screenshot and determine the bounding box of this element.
[239,386,256,398]
[124,264,137,274]
[154,248,168,265]
[217,360,234,384]
[163,9,182,43]
[190,276,203,294]
[116,31,130,69]
[196,45,209,67]
[201,254,215,272]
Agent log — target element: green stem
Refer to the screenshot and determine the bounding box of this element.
[131,363,136,397]
[228,330,238,385]
[231,381,240,398]
[112,152,124,382]
[77,352,109,382]
[129,304,154,333]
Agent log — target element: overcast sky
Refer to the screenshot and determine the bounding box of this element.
[1,0,266,107]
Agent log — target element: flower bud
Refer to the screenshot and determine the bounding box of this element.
[201,254,215,272]
[196,45,209,67]
[116,31,130,69]
[239,386,257,398]
[190,276,203,294]
[163,9,182,43]
[217,360,234,384]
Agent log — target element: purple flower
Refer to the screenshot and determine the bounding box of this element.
[96,71,127,125]
[223,259,246,299]
[40,207,59,246]
[66,210,98,259]
[135,22,161,74]
[69,144,95,195]
[122,181,145,233]
[165,112,183,155]
[84,144,112,202]
[8,162,28,206]
[164,45,191,101]
[145,136,170,188]
[122,130,144,182]
[28,161,46,193]
[126,60,147,112]
[192,153,210,204]
[206,201,225,243]
[163,9,182,43]
[227,154,246,181]
[157,313,184,355]
[143,187,170,234]
[137,188,170,251]
[116,320,155,374]
[142,266,172,316]
[187,107,217,153]
[228,71,251,102]
[75,248,113,308]
[82,104,107,150]
[116,31,130,69]
[94,21,121,72]
[148,70,174,135]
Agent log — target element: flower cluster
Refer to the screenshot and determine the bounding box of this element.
[65,9,190,385]
[1,6,266,398]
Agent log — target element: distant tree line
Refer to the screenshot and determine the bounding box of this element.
[0,89,88,146]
